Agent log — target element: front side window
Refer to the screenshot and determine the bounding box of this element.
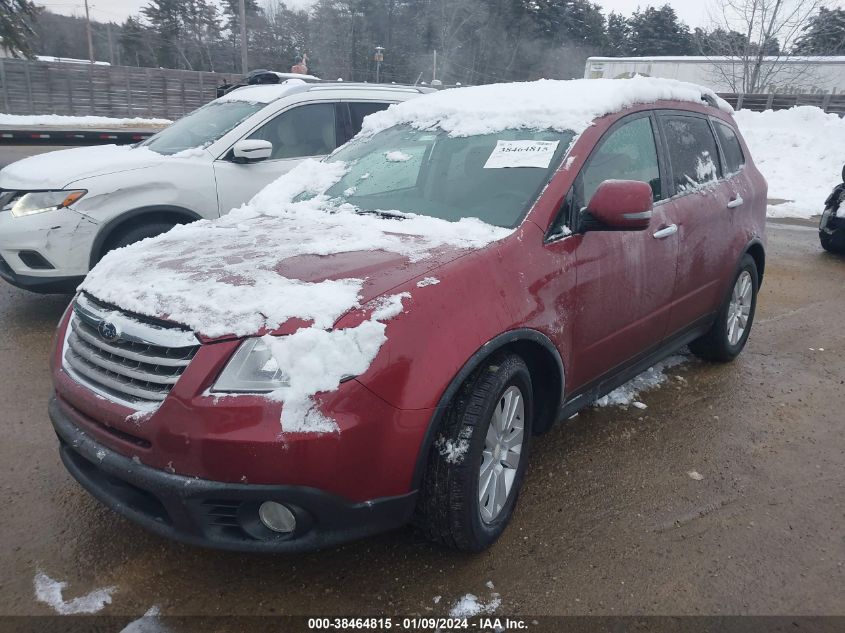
[141,101,264,155]
[581,116,662,204]
[325,126,573,228]
[662,115,721,194]
[714,121,745,175]
[248,103,336,160]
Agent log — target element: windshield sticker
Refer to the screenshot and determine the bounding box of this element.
[483,140,560,169]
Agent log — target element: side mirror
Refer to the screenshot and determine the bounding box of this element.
[231,139,272,164]
[583,180,654,231]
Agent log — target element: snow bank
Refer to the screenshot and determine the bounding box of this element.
[734,106,845,218]
[34,571,116,615]
[82,159,511,431]
[0,113,170,127]
[361,77,731,139]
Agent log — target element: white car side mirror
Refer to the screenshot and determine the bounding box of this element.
[232,139,272,163]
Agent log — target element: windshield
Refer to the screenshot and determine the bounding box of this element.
[324,125,573,228]
[141,101,265,155]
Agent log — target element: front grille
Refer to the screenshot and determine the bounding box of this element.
[62,293,200,409]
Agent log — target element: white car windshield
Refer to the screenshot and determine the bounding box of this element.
[140,101,265,155]
[325,126,573,228]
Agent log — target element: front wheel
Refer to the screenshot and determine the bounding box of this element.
[689,254,759,363]
[820,230,845,254]
[414,352,533,551]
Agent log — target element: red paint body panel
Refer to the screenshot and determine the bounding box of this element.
[51,98,767,513]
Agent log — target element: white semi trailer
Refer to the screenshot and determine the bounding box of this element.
[584,56,845,94]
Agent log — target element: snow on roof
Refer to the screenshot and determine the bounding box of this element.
[587,55,845,64]
[214,79,307,104]
[360,77,732,138]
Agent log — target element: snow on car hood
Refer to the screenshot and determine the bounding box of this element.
[0,144,176,189]
[361,76,732,139]
[81,159,511,432]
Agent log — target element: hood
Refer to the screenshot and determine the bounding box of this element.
[80,208,510,341]
[0,144,169,190]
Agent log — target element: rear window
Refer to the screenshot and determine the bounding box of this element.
[662,115,721,194]
[714,121,745,175]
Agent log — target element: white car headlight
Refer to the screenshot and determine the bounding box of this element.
[9,190,86,217]
[212,338,289,393]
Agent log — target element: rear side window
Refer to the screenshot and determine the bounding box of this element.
[662,115,721,194]
[714,121,745,175]
[349,102,391,134]
[581,116,663,203]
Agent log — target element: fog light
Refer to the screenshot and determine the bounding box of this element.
[258,501,296,533]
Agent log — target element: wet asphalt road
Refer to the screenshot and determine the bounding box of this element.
[0,197,842,615]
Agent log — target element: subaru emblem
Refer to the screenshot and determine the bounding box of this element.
[97,320,120,342]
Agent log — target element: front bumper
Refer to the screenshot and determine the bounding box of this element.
[50,396,417,552]
[0,254,82,293]
[820,207,845,234]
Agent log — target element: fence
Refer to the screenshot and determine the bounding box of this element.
[0,59,242,120]
[718,92,845,116]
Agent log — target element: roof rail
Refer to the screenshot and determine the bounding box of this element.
[701,93,719,108]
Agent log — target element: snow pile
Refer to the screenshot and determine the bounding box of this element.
[734,106,845,218]
[82,159,511,431]
[0,113,170,127]
[361,77,731,139]
[595,354,688,408]
[449,592,502,618]
[34,571,116,615]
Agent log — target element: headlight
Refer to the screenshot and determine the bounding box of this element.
[212,337,290,393]
[9,190,86,217]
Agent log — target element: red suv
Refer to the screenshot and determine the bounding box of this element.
[48,79,766,552]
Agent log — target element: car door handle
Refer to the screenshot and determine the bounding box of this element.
[727,196,744,209]
[653,224,678,239]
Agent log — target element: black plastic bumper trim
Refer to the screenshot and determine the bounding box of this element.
[49,395,417,553]
[0,256,82,294]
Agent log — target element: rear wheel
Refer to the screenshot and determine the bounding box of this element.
[414,352,533,551]
[689,254,758,362]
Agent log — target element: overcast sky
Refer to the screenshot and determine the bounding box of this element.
[39,0,713,27]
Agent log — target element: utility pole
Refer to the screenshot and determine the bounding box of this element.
[239,0,248,75]
[107,23,115,65]
[84,0,95,64]
[432,49,437,82]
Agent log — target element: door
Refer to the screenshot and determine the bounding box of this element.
[567,113,680,389]
[657,112,736,336]
[212,102,341,215]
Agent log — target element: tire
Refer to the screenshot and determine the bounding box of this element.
[105,222,178,256]
[414,352,533,551]
[689,254,759,363]
[820,230,845,254]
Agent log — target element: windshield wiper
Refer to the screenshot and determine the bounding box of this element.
[354,208,409,220]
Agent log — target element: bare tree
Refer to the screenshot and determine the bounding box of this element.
[703,0,827,93]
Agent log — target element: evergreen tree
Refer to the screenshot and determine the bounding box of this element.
[606,12,629,56]
[0,0,39,58]
[795,8,845,54]
[627,5,693,56]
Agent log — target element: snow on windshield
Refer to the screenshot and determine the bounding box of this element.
[360,77,732,139]
[81,159,511,432]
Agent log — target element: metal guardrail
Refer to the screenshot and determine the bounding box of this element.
[718,92,845,115]
[0,126,159,145]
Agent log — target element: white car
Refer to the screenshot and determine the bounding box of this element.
[0,81,428,293]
